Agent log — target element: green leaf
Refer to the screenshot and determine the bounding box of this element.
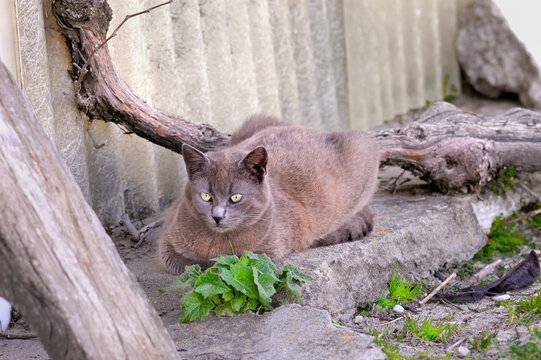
[253,268,277,305]
[214,302,233,317]
[285,277,302,297]
[194,271,233,299]
[240,297,259,312]
[231,293,247,312]
[282,263,313,282]
[219,263,259,299]
[211,254,238,266]
[244,252,278,277]
[158,264,202,293]
[180,292,214,322]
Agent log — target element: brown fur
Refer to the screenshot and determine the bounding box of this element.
[158,116,379,273]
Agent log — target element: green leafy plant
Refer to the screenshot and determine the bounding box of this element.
[467,331,494,352]
[403,314,462,342]
[374,264,420,309]
[489,166,516,193]
[474,213,529,263]
[159,251,312,322]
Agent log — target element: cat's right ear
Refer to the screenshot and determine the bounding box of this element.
[182,144,210,180]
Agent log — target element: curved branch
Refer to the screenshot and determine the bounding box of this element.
[51,0,230,154]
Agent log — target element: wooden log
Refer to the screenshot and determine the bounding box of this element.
[51,0,230,154]
[0,61,180,359]
[373,102,541,192]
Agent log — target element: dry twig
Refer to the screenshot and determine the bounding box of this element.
[134,218,165,248]
[0,332,38,340]
[468,259,503,284]
[86,119,105,149]
[121,213,140,241]
[419,272,456,306]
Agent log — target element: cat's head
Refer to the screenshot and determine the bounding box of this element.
[181,144,270,232]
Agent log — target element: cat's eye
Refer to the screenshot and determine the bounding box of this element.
[200,192,212,202]
[230,194,243,203]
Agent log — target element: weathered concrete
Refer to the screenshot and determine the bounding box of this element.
[280,193,487,320]
[456,0,541,108]
[168,304,385,360]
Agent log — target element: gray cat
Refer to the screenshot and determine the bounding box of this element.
[158,116,380,273]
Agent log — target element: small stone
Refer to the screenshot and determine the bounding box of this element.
[354,315,363,324]
[492,294,511,301]
[457,346,470,358]
[392,304,405,314]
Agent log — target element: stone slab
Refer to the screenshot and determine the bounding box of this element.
[168,304,385,360]
[280,192,487,320]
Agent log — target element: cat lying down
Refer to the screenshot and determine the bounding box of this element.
[158,116,380,273]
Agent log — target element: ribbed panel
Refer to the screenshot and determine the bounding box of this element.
[11,0,463,224]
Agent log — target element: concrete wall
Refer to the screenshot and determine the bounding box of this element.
[3,0,463,225]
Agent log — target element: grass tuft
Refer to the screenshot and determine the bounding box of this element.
[374,264,420,309]
[403,314,462,343]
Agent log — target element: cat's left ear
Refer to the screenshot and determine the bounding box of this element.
[182,144,210,180]
[242,146,267,182]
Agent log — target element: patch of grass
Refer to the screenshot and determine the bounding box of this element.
[369,328,418,360]
[374,264,420,309]
[403,314,462,343]
[489,166,516,193]
[498,291,541,326]
[474,213,529,263]
[467,331,494,352]
[516,290,541,315]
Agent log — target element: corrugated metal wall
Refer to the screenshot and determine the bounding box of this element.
[7,0,464,225]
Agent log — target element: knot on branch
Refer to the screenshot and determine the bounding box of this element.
[52,0,112,34]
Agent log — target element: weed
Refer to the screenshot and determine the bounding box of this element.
[159,251,312,322]
[442,74,458,103]
[374,264,420,308]
[474,213,529,263]
[369,328,419,360]
[489,166,516,193]
[403,314,462,342]
[467,331,494,352]
[516,290,541,315]
[457,259,475,280]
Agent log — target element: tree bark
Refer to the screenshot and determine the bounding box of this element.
[0,61,180,359]
[51,0,230,154]
[373,102,541,192]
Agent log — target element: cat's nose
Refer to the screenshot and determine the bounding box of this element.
[212,215,223,224]
[212,206,225,225]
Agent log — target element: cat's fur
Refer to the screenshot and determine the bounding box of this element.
[158,116,380,273]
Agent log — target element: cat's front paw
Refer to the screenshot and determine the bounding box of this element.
[313,206,374,247]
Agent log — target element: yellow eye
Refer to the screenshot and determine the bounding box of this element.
[230,194,243,203]
[200,192,211,202]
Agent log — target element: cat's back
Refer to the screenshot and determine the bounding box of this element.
[233,123,379,222]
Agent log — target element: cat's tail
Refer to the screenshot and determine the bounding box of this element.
[230,115,289,145]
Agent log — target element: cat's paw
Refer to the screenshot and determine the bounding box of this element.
[313,206,374,247]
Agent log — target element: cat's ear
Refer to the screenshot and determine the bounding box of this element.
[242,146,268,182]
[182,144,210,180]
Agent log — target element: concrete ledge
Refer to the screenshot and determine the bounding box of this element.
[281,193,486,320]
[168,304,385,360]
